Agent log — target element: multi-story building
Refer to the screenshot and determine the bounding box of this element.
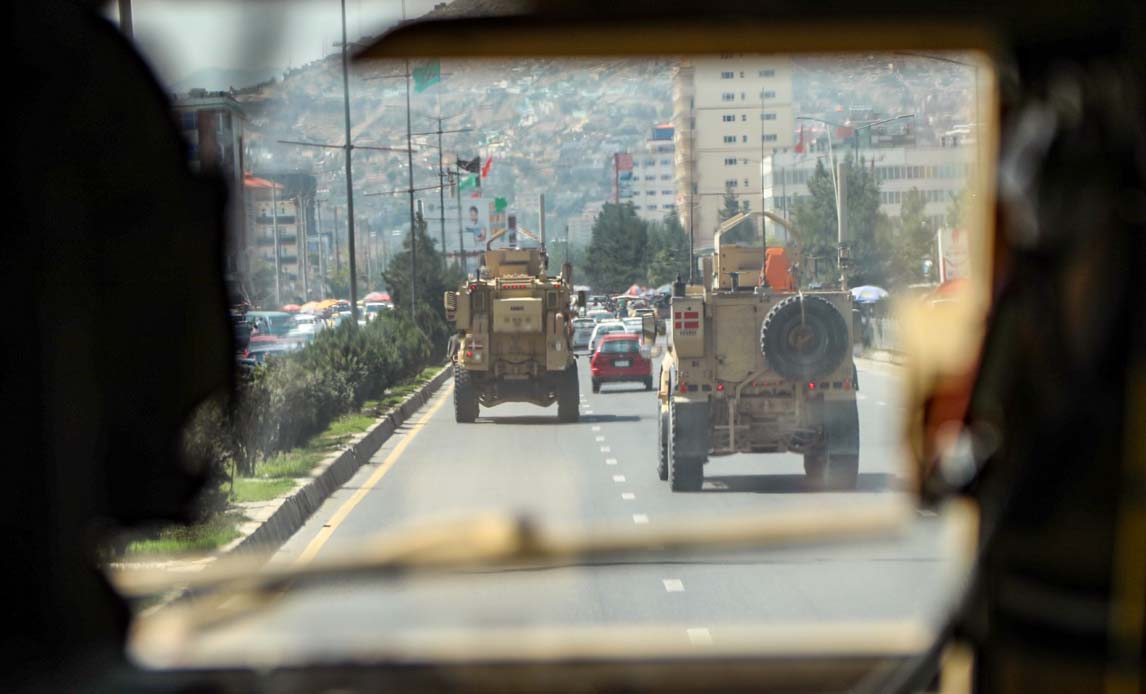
[568,202,604,247]
[672,55,796,251]
[628,124,676,221]
[760,143,976,240]
[247,172,319,304]
[173,89,247,290]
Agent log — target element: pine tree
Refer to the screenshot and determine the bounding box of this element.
[586,202,649,292]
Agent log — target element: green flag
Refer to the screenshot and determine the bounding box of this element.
[459,173,478,192]
[494,197,508,212]
[412,59,440,93]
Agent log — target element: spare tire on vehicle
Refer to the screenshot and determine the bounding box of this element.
[760,294,850,381]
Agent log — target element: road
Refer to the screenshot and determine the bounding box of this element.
[146,356,970,664]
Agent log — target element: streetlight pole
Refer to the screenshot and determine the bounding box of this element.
[271,182,281,307]
[338,0,360,321]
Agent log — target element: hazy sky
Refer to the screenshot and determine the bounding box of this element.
[116,0,444,86]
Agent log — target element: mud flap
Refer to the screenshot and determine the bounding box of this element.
[671,399,711,461]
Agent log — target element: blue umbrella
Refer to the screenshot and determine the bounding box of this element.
[851,285,889,303]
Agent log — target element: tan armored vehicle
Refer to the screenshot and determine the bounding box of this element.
[445,241,582,423]
[649,213,860,492]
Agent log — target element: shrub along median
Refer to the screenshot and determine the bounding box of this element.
[126,312,442,557]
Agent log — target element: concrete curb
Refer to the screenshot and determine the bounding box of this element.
[225,365,453,556]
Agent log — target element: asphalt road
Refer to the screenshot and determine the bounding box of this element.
[151,355,970,664]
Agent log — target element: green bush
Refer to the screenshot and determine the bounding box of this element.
[185,311,435,482]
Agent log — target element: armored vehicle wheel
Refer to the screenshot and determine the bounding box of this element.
[656,404,669,481]
[668,398,706,492]
[804,399,860,490]
[454,365,478,423]
[557,364,580,423]
[760,294,850,382]
[592,379,601,393]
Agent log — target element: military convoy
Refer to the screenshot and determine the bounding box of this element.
[444,242,582,423]
[648,212,860,492]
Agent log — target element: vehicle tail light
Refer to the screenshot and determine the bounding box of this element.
[466,350,473,358]
[716,383,725,392]
[843,378,851,390]
[808,382,816,390]
[679,382,688,393]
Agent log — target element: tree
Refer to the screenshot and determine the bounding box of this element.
[792,154,891,287]
[248,257,277,307]
[645,210,691,286]
[718,182,758,244]
[585,202,649,292]
[888,187,935,286]
[381,210,464,353]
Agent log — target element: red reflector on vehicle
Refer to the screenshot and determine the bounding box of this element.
[808,382,816,390]
[716,383,725,391]
[466,350,473,358]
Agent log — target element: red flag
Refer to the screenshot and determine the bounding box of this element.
[481,157,492,178]
[794,126,805,154]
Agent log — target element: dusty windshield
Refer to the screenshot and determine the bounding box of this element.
[113,2,991,669]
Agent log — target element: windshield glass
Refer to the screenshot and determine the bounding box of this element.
[600,339,640,353]
[111,6,992,672]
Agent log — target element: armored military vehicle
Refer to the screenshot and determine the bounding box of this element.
[445,240,582,423]
[651,212,860,492]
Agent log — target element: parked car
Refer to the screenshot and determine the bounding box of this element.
[364,302,391,319]
[588,320,627,353]
[589,333,652,393]
[245,310,294,337]
[571,318,595,351]
[586,309,613,324]
[242,339,303,365]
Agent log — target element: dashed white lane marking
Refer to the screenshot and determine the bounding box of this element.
[600,446,611,453]
[621,492,635,500]
[632,514,649,524]
[591,426,601,431]
[605,458,618,465]
[877,400,887,406]
[662,579,684,592]
[595,436,606,442]
[612,475,627,482]
[686,628,713,646]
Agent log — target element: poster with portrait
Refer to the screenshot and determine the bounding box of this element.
[462,196,490,243]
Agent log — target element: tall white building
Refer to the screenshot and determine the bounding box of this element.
[673,56,796,251]
[628,124,677,221]
[760,144,976,240]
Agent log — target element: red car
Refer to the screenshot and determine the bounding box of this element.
[589,333,652,393]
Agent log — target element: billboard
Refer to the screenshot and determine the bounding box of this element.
[613,152,634,203]
[462,196,490,243]
[937,226,970,281]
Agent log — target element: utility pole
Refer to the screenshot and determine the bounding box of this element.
[437,116,447,256]
[404,59,417,319]
[339,0,359,322]
[299,193,309,301]
[271,182,281,307]
[117,0,133,37]
[332,206,342,273]
[455,165,466,274]
[315,198,327,298]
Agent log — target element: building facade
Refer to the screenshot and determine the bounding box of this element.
[672,55,796,251]
[628,124,677,222]
[247,172,319,304]
[173,90,247,292]
[760,143,976,238]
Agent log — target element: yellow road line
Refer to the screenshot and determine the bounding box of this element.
[293,384,454,567]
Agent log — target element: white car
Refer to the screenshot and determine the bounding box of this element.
[586,309,613,323]
[622,317,643,334]
[571,318,596,351]
[588,321,628,353]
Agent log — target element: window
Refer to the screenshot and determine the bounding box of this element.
[762,134,778,142]
[660,174,672,180]
[761,112,776,120]
[662,190,673,195]
[723,135,737,143]
[744,179,750,187]
[645,159,655,166]
[722,114,735,122]
[646,205,656,210]
[645,175,655,181]
[179,111,196,130]
[742,135,748,143]
[660,158,672,165]
[601,339,640,354]
[721,71,734,79]
[739,71,745,78]
[759,68,775,77]
[740,92,747,100]
[741,114,747,122]
[724,158,738,165]
[762,90,776,99]
[721,92,735,102]
[663,204,674,209]
[726,179,738,188]
[646,191,656,196]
